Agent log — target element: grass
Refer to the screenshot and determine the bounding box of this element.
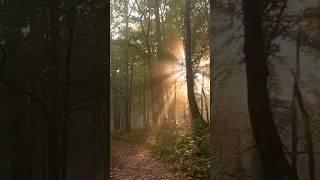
[111,129,152,143]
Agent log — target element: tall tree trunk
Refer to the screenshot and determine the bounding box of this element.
[47,0,62,179]
[292,75,316,180]
[154,0,162,57]
[201,80,204,115]
[143,64,148,128]
[99,2,109,174]
[136,0,156,127]
[209,0,215,178]
[292,29,315,180]
[113,90,121,130]
[129,60,134,129]
[154,0,167,125]
[291,28,301,178]
[201,68,207,120]
[61,11,76,180]
[184,0,205,127]
[124,1,131,132]
[202,88,209,122]
[242,0,296,179]
[173,79,177,125]
[4,4,28,179]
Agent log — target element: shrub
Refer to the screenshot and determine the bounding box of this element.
[151,124,210,179]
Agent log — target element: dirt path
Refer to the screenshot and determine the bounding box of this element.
[110,140,183,180]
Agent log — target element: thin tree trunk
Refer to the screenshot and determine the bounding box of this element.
[201,77,204,115]
[291,29,300,178]
[292,74,316,180]
[173,79,177,125]
[209,1,215,178]
[201,68,206,118]
[105,1,110,178]
[129,60,134,129]
[113,87,121,130]
[124,1,131,132]
[184,0,205,127]
[154,0,167,125]
[172,79,177,126]
[242,0,295,179]
[61,12,76,180]
[154,0,162,57]
[143,64,148,128]
[136,0,156,127]
[48,0,62,179]
[202,88,209,122]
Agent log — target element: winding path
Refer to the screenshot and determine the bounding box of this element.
[110,140,184,180]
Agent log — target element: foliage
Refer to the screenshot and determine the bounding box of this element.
[150,124,210,179]
[111,125,210,179]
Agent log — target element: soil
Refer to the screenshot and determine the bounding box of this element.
[110,140,186,180]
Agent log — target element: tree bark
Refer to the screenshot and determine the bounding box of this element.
[143,64,148,128]
[154,0,162,57]
[242,0,296,179]
[129,59,134,129]
[124,1,131,132]
[184,0,205,126]
[113,96,121,130]
[154,0,167,125]
[47,0,62,179]
[291,29,301,178]
[293,74,316,180]
[209,0,215,178]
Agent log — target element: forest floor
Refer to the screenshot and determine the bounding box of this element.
[110,131,186,180]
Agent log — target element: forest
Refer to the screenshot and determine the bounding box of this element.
[0,0,320,180]
[0,0,108,180]
[110,0,320,180]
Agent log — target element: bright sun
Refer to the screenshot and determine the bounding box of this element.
[168,37,186,82]
[148,36,210,125]
[160,36,209,104]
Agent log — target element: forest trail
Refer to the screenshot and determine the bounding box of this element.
[110,139,183,180]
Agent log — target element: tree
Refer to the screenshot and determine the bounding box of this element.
[124,0,132,132]
[0,0,109,179]
[154,0,162,57]
[184,0,206,127]
[209,0,215,178]
[292,72,316,180]
[242,0,296,179]
[134,0,156,127]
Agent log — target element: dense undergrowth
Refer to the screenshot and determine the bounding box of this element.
[111,122,210,179]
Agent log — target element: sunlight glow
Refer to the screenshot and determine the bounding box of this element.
[138,35,210,128]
